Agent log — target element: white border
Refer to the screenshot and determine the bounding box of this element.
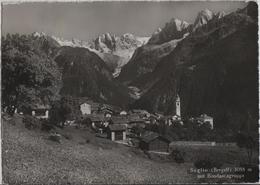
[0,0,259,184]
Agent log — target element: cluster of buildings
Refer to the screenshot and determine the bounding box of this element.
[76,95,214,152]
[25,94,214,153]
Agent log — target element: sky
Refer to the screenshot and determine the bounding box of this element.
[2,1,247,41]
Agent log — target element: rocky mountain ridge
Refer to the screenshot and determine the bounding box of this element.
[21,3,258,131]
[33,32,150,77]
[192,9,226,31]
[89,33,150,77]
[31,32,133,107]
[130,2,258,130]
[148,18,191,45]
[117,8,230,86]
[54,46,132,107]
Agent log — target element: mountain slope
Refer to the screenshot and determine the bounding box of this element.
[32,32,61,57]
[54,46,132,107]
[89,33,150,77]
[117,18,191,85]
[51,33,149,77]
[26,32,133,107]
[3,115,197,184]
[148,18,191,45]
[132,3,258,129]
[2,33,62,114]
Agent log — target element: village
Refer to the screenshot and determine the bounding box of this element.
[3,93,258,184]
[27,94,216,153]
[2,1,259,184]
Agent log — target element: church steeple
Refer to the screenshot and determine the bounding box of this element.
[176,94,181,117]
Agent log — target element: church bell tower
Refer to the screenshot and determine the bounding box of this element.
[176,94,181,117]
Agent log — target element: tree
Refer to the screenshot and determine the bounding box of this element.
[157,118,167,135]
[197,122,213,141]
[132,125,145,136]
[49,98,72,128]
[145,122,159,133]
[183,119,199,141]
[236,132,256,164]
[2,34,61,115]
[236,112,258,165]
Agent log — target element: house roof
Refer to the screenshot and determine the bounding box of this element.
[111,116,128,124]
[80,103,91,107]
[131,109,150,115]
[149,114,158,119]
[77,97,92,105]
[140,131,171,143]
[100,104,121,113]
[77,97,100,108]
[100,109,114,114]
[128,114,144,123]
[31,104,50,110]
[85,114,105,122]
[108,124,127,131]
[199,114,213,119]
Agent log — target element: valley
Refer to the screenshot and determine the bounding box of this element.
[1,1,259,184]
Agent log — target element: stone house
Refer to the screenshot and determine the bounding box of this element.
[99,104,121,115]
[87,114,108,133]
[139,131,171,152]
[197,114,214,129]
[80,103,91,115]
[108,124,127,141]
[31,104,50,119]
[131,109,150,118]
[110,116,128,125]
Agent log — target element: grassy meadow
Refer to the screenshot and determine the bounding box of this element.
[2,114,258,184]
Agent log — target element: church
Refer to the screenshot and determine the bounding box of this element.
[172,94,182,121]
[165,94,182,126]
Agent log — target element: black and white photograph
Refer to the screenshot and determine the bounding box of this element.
[1,0,259,184]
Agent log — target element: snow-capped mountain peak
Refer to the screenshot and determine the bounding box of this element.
[153,27,162,34]
[33,31,47,37]
[201,9,214,18]
[193,9,214,31]
[193,9,227,31]
[148,18,190,45]
[104,32,113,41]
[215,11,226,19]
[49,32,150,77]
[136,36,150,46]
[123,33,134,38]
[168,18,190,31]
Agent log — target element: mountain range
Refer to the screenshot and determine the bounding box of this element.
[129,2,258,130]
[42,32,150,77]
[22,2,258,130]
[117,8,227,86]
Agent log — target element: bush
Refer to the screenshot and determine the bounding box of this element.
[240,163,259,182]
[143,150,151,159]
[194,157,222,169]
[48,133,61,143]
[41,120,55,132]
[236,132,257,164]
[62,133,73,140]
[49,98,72,128]
[80,117,92,127]
[9,119,17,126]
[23,115,40,130]
[78,141,85,145]
[170,149,185,163]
